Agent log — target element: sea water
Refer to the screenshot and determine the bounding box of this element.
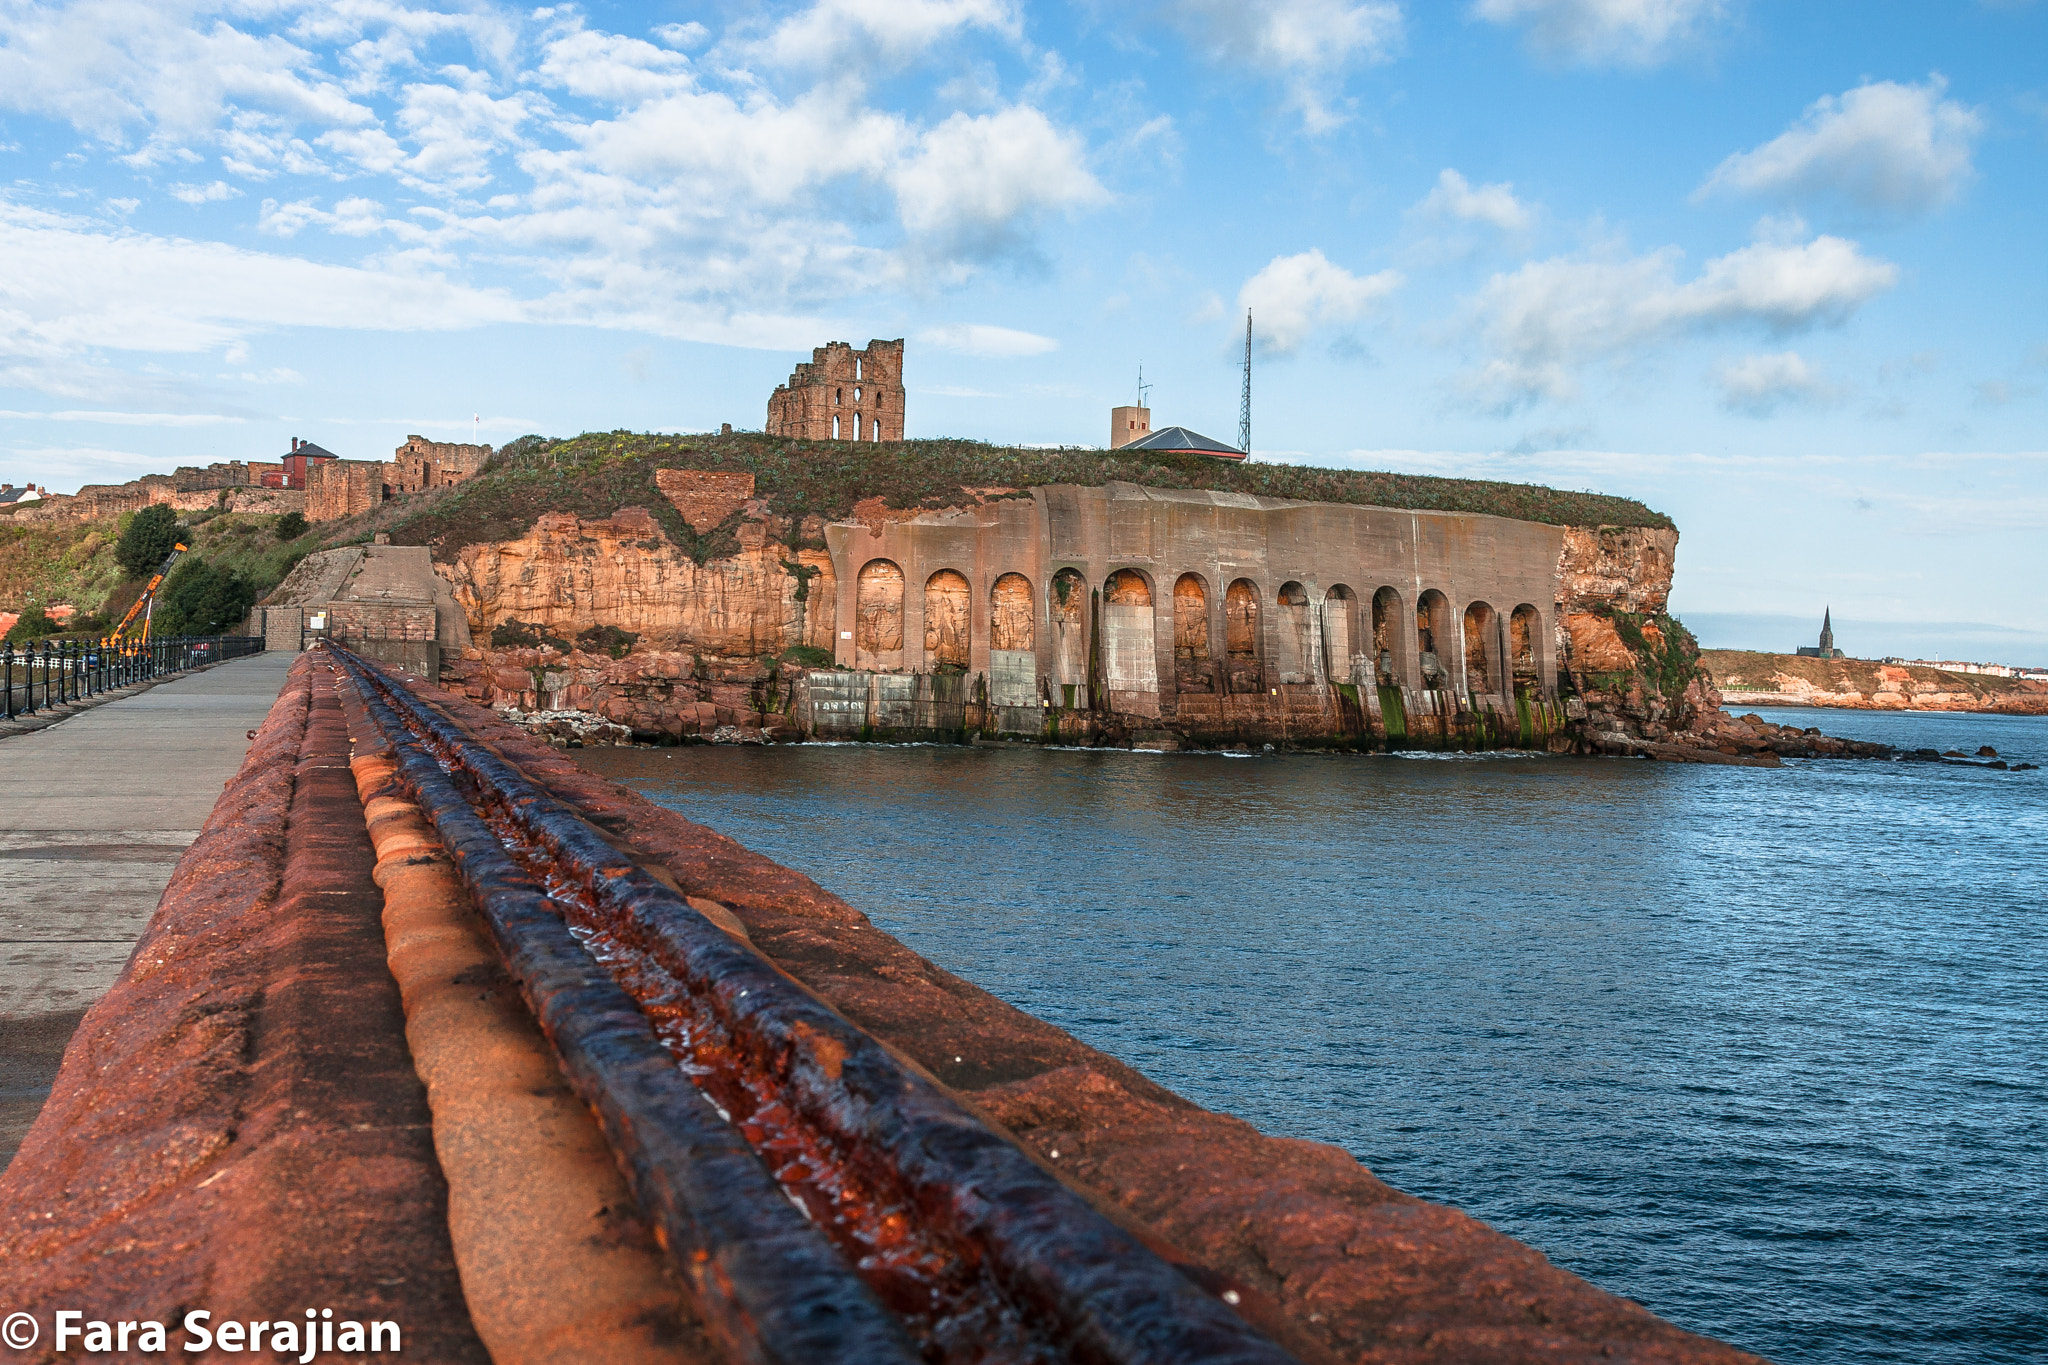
[581,707,2046,1365]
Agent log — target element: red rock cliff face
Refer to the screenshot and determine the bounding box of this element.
[441,508,835,657]
[434,508,835,739]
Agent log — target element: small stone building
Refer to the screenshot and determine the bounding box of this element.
[389,435,492,494]
[766,340,905,442]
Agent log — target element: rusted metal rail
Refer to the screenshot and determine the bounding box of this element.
[331,644,1302,1365]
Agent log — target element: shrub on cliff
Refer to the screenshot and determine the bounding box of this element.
[3,602,60,644]
[115,504,185,578]
[274,511,309,541]
[151,558,256,637]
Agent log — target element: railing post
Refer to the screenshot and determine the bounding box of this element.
[3,645,11,721]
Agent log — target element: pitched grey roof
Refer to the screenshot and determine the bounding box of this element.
[1120,425,1245,458]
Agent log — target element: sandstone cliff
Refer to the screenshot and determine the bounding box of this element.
[1702,650,2048,716]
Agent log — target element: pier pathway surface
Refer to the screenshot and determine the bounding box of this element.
[0,649,295,1166]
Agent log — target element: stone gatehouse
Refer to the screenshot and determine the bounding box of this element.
[766,340,905,443]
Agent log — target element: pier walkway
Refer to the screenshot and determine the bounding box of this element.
[0,649,294,1166]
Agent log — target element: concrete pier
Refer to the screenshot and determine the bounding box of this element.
[0,650,295,1166]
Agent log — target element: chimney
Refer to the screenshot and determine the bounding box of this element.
[292,437,300,452]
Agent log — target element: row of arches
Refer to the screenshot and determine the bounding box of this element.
[851,561,1545,694]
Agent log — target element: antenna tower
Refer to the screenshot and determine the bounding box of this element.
[1137,364,1151,410]
[1238,310,1252,457]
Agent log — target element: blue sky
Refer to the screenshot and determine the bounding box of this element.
[2,1,2043,663]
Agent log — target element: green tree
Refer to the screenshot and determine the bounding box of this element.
[151,559,256,637]
[3,602,58,645]
[116,504,185,578]
[274,510,309,541]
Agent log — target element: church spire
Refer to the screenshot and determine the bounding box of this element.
[1819,607,1834,656]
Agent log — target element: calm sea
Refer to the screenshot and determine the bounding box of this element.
[581,706,2047,1365]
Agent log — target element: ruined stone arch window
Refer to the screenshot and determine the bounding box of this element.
[835,388,842,404]
[871,418,880,442]
[853,411,863,440]
[855,355,863,381]
[854,387,862,403]
[832,414,841,440]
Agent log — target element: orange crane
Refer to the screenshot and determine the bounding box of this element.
[109,542,187,644]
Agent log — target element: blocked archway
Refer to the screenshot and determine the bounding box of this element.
[1372,586,1404,684]
[991,573,1034,652]
[1324,584,1356,680]
[1463,600,1498,695]
[856,559,904,671]
[1511,604,1541,688]
[925,569,970,670]
[1103,569,1159,714]
[1416,590,1450,686]
[1049,568,1087,700]
[1225,579,1260,659]
[988,572,1036,707]
[1275,581,1311,680]
[1173,573,1210,661]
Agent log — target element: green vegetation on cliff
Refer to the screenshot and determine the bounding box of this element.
[375,431,1675,561]
[0,507,319,633]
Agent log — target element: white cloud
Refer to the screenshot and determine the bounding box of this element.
[1164,0,1403,132]
[918,324,1058,357]
[536,25,693,105]
[891,106,1107,254]
[0,4,1118,387]
[1467,233,1898,407]
[1238,249,1403,356]
[1711,351,1844,415]
[1472,0,1730,67]
[0,0,374,145]
[1699,79,1984,215]
[0,197,525,365]
[1414,169,1532,231]
[169,179,242,205]
[757,0,1019,72]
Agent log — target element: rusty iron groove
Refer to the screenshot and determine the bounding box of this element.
[332,646,1301,1365]
[333,650,920,1365]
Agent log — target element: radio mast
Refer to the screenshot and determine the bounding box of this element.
[1238,310,1252,457]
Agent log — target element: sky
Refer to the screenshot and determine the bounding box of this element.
[1,0,2043,664]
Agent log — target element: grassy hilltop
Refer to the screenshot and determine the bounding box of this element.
[369,431,1674,562]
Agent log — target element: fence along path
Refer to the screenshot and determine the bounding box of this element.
[0,647,296,1170]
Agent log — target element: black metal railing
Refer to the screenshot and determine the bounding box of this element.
[1,634,264,721]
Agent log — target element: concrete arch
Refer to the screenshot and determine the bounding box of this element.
[856,559,904,671]
[1104,568,1153,605]
[1173,572,1210,661]
[1463,600,1499,696]
[1102,569,1159,714]
[1225,579,1260,660]
[991,573,1034,652]
[1049,568,1087,700]
[1511,603,1542,690]
[925,569,970,670]
[1323,584,1357,682]
[1416,589,1451,687]
[1275,581,1311,681]
[1371,586,1407,685]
